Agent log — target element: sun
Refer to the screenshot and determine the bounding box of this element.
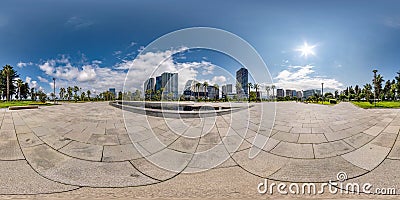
[296,42,316,57]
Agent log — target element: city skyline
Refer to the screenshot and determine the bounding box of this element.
[1,1,400,96]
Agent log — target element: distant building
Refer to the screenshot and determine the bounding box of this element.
[207,86,219,100]
[291,90,297,97]
[144,78,155,99]
[183,80,196,100]
[236,68,248,98]
[221,84,233,98]
[285,89,292,97]
[303,89,321,99]
[109,88,116,96]
[277,89,284,98]
[155,76,162,91]
[161,72,178,99]
[296,91,303,99]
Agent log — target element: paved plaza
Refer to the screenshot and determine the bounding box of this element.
[0,101,399,199]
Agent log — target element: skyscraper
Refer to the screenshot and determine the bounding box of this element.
[236,68,248,98]
[155,76,162,91]
[161,72,178,99]
[144,78,155,99]
[222,84,233,98]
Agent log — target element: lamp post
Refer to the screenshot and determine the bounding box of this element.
[373,69,377,107]
[321,82,324,103]
[52,78,56,104]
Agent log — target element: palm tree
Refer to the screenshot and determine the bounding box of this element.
[247,83,253,102]
[59,87,66,101]
[80,91,86,101]
[395,71,400,100]
[2,65,13,101]
[73,86,79,102]
[87,90,91,101]
[67,86,73,101]
[16,79,24,100]
[265,85,271,100]
[203,81,208,100]
[195,82,201,100]
[253,83,259,101]
[372,69,378,105]
[363,83,373,103]
[271,85,276,101]
[213,84,219,102]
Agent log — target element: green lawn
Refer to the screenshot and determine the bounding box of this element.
[0,101,52,108]
[351,101,400,109]
[306,101,333,105]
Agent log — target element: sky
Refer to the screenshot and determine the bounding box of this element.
[0,0,400,96]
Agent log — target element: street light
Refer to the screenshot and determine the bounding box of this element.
[373,69,377,107]
[53,78,56,104]
[321,82,324,102]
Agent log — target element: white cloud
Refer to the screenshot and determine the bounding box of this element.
[77,65,96,82]
[17,61,33,68]
[212,75,227,84]
[26,76,38,89]
[65,16,94,29]
[274,65,343,91]
[37,76,49,83]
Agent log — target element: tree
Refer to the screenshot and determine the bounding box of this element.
[73,86,79,102]
[30,88,36,101]
[20,83,30,100]
[363,83,373,103]
[247,83,253,102]
[213,84,219,102]
[203,81,208,100]
[16,79,24,100]
[253,83,260,101]
[59,87,66,101]
[271,85,276,101]
[265,85,271,100]
[80,91,86,101]
[37,90,47,103]
[67,86,73,101]
[87,90,91,101]
[195,82,201,100]
[1,65,18,101]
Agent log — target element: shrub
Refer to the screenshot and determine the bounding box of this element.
[329,99,337,104]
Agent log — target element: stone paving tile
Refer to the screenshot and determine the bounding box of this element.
[343,132,374,148]
[270,142,314,159]
[17,131,44,148]
[40,134,72,150]
[313,140,354,158]
[271,131,299,143]
[363,125,386,136]
[0,140,24,160]
[168,136,199,153]
[371,132,397,148]
[87,134,119,145]
[14,125,31,134]
[102,144,143,162]
[0,160,78,194]
[59,141,102,161]
[232,150,288,178]
[383,125,400,134]
[269,156,367,182]
[342,142,390,171]
[297,134,327,144]
[290,127,312,134]
[130,158,178,181]
[187,144,230,170]
[388,138,400,159]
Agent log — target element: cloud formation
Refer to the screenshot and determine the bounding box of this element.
[274,65,343,91]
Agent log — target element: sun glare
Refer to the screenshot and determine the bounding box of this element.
[296,42,316,57]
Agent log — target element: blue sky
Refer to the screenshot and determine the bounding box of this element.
[1,0,400,95]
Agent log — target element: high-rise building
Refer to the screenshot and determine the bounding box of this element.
[285,89,292,97]
[303,89,321,99]
[155,76,162,91]
[236,68,248,98]
[291,90,297,97]
[161,72,178,99]
[144,78,155,99]
[183,80,196,100]
[207,85,219,100]
[277,89,284,98]
[221,84,233,98]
